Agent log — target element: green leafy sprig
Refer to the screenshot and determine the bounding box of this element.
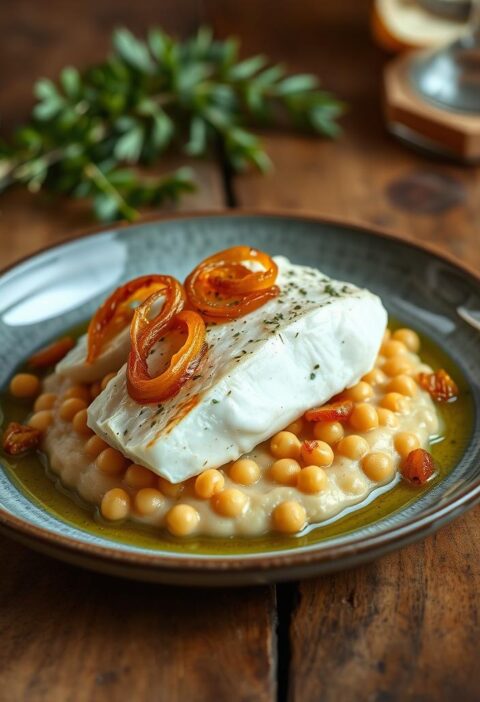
[0,26,345,222]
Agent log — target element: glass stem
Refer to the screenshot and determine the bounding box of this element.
[466,0,480,44]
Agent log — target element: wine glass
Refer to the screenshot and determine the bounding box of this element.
[410,0,480,113]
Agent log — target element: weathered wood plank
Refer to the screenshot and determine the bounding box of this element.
[212,0,480,268]
[1,538,275,702]
[290,513,480,702]
[213,1,480,699]
[0,4,276,702]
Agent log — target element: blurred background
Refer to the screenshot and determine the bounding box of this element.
[1,0,479,266]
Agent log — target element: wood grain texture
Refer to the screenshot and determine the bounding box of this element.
[2,1,480,701]
[0,5,275,702]
[211,1,480,699]
[1,539,275,702]
[211,0,480,268]
[0,161,224,269]
[290,514,480,702]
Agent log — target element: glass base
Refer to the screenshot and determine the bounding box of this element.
[386,120,480,164]
[410,36,480,114]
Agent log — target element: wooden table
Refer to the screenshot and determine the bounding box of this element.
[1,2,480,700]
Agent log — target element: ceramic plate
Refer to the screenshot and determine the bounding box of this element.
[1,212,479,585]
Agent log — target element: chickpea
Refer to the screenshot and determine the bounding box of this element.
[272,501,306,534]
[362,368,387,386]
[362,452,394,482]
[63,385,90,404]
[381,339,408,358]
[394,432,420,459]
[101,372,117,391]
[59,397,87,421]
[313,421,344,445]
[344,381,374,402]
[380,392,410,414]
[383,357,413,377]
[125,464,156,489]
[166,504,200,536]
[158,476,185,499]
[90,382,102,400]
[377,408,399,427]
[10,373,40,399]
[285,417,304,436]
[387,374,417,397]
[28,410,53,432]
[101,488,130,521]
[382,328,391,344]
[96,447,129,475]
[134,488,163,516]
[230,458,261,485]
[212,488,248,517]
[85,434,109,458]
[300,440,334,468]
[270,458,301,486]
[393,328,420,353]
[34,393,57,412]
[297,465,328,494]
[336,435,369,460]
[270,431,301,460]
[195,469,225,499]
[349,403,379,432]
[72,409,93,436]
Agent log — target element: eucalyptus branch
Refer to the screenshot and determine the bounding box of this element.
[0,25,345,222]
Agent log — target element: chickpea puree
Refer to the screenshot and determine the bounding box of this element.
[18,327,440,539]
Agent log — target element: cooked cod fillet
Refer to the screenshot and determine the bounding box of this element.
[87,257,387,482]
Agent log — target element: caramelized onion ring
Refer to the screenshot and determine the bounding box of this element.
[185,246,280,320]
[87,275,185,363]
[127,308,207,403]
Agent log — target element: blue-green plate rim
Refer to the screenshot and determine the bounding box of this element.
[1,208,479,583]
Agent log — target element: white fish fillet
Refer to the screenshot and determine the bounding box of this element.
[56,326,131,384]
[87,257,387,482]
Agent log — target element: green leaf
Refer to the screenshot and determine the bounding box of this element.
[34,79,58,101]
[15,127,43,150]
[248,148,272,173]
[32,78,64,120]
[115,116,138,132]
[0,24,344,222]
[228,127,260,149]
[216,37,238,69]
[93,193,120,221]
[208,84,236,110]
[275,74,318,95]
[60,67,81,98]
[113,28,154,73]
[107,168,136,187]
[309,105,342,138]
[228,55,267,81]
[176,63,212,93]
[255,64,285,86]
[185,116,207,156]
[148,28,169,61]
[151,111,174,150]
[114,126,144,162]
[194,26,213,55]
[203,105,234,130]
[33,98,63,120]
